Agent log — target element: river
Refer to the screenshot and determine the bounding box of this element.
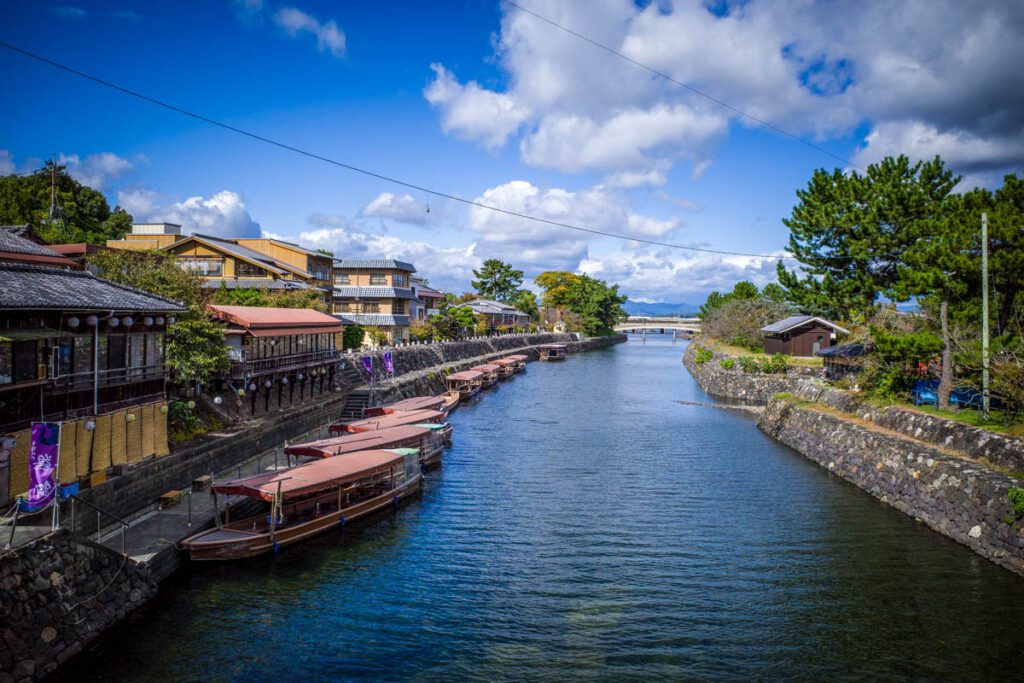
[78,336,1024,680]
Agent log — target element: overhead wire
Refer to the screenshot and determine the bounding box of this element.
[0,38,797,261]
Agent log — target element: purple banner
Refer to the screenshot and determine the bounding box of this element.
[361,356,373,379]
[29,423,60,509]
[383,351,394,376]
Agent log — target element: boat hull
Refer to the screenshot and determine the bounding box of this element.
[183,476,421,561]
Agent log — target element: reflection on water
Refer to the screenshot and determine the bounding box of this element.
[78,336,1024,681]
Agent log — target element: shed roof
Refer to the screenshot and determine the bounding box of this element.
[207,305,343,333]
[760,315,850,335]
[0,263,185,312]
[212,449,405,501]
[334,258,416,272]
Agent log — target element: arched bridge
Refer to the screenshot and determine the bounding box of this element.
[614,316,702,337]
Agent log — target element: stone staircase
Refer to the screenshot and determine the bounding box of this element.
[338,389,372,421]
[336,357,367,389]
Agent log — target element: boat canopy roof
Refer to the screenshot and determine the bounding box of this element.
[471,364,500,372]
[285,425,429,458]
[447,370,484,381]
[539,343,567,349]
[344,409,446,432]
[506,354,528,361]
[492,358,516,366]
[382,395,446,413]
[213,449,405,501]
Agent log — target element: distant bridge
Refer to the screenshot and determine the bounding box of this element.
[614,316,701,337]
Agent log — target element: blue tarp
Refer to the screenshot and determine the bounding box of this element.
[911,380,998,408]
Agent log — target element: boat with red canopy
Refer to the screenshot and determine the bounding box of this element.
[506,354,528,372]
[180,448,421,561]
[362,395,446,418]
[538,344,568,361]
[286,424,444,469]
[331,408,452,445]
[492,358,517,378]
[446,370,483,400]
[470,364,501,387]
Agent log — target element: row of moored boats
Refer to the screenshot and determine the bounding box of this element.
[181,345,568,561]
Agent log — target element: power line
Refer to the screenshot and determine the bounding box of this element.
[503,0,861,171]
[0,38,796,261]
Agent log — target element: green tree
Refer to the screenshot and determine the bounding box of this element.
[165,318,230,389]
[0,161,133,244]
[731,280,759,300]
[778,155,959,320]
[342,324,365,349]
[511,289,539,322]
[760,283,788,303]
[471,259,523,302]
[535,271,579,309]
[535,271,627,336]
[698,291,728,320]
[989,175,1024,335]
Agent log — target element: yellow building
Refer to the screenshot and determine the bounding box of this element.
[108,224,333,301]
[332,259,417,343]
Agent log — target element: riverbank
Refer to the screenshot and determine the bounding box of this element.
[682,341,1024,577]
[1,333,625,681]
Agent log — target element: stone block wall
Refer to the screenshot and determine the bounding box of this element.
[0,530,155,681]
[682,343,816,404]
[758,397,1024,576]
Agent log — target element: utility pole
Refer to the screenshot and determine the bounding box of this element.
[981,212,990,420]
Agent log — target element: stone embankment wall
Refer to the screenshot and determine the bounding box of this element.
[759,397,1024,576]
[682,343,817,404]
[0,530,155,681]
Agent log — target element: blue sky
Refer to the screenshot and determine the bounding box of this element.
[2,1,1021,302]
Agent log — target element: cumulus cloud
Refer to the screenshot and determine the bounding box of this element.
[424,64,530,149]
[118,188,261,238]
[273,6,346,57]
[58,152,133,189]
[360,192,430,225]
[425,0,1024,183]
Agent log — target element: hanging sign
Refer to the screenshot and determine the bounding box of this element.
[28,422,61,509]
[361,356,373,379]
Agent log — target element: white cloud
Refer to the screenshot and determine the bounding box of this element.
[0,150,14,175]
[49,7,86,19]
[360,192,430,225]
[118,188,261,238]
[424,64,531,149]
[273,6,346,57]
[425,0,1024,182]
[111,10,141,22]
[58,152,133,189]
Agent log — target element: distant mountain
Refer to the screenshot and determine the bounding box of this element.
[622,301,701,317]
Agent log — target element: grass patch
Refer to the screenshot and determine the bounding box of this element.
[908,403,1024,438]
[705,338,822,367]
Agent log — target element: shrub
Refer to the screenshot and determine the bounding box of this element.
[1008,487,1024,525]
[760,353,789,374]
[719,358,735,370]
[693,347,714,364]
[702,296,791,350]
[738,356,760,373]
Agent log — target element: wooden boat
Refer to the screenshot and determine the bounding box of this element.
[286,424,445,469]
[446,370,484,400]
[362,395,446,418]
[492,358,517,379]
[506,354,528,372]
[330,408,447,435]
[441,391,460,414]
[181,449,421,561]
[470,364,501,387]
[538,344,568,361]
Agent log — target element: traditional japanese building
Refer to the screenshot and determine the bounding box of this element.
[760,315,849,357]
[332,259,417,343]
[462,299,530,331]
[206,305,344,415]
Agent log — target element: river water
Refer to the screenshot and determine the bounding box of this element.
[80,337,1024,681]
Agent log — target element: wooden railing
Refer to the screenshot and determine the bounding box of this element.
[229,350,340,378]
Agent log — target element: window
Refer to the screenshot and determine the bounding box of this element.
[370,273,387,285]
[335,273,350,285]
[73,336,92,376]
[392,273,407,287]
[178,258,223,276]
[0,342,11,385]
[334,300,353,313]
[362,299,381,313]
[237,261,267,278]
[392,300,405,315]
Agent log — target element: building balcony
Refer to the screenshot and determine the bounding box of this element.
[228,349,339,379]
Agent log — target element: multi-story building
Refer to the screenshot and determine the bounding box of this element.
[410,277,445,323]
[107,223,334,302]
[463,299,530,330]
[332,259,417,344]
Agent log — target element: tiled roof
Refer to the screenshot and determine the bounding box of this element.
[334,259,416,273]
[190,235,294,276]
[0,263,185,312]
[0,226,66,258]
[333,286,418,300]
[761,315,849,335]
[335,313,410,327]
[200,279,311,290]
[463,299,528,316]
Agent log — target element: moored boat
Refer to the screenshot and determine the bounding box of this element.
[441,391,460,414]
[506,354,528,372]
[362,395,446,418]
[446,370,484,400]
[538,344,568,361]
[180,449,421,561]
[331,408,450,443]
[286,424,444,469]
[470,364,501,387]
[492,358,517,378]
